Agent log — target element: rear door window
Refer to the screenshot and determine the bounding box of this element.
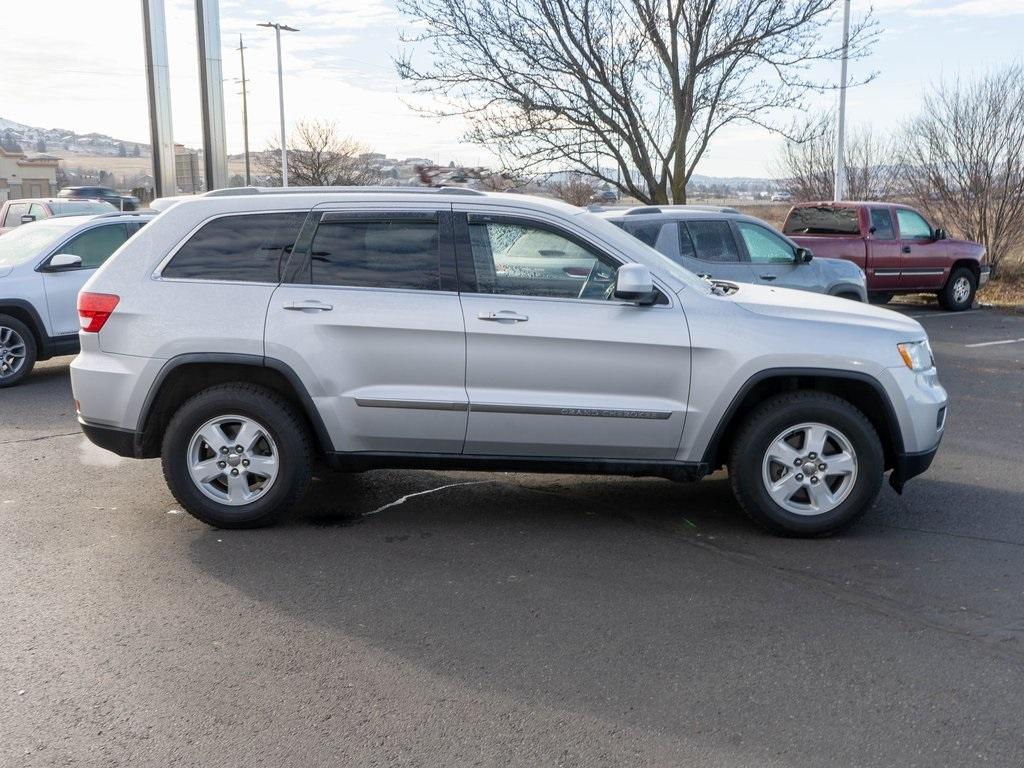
[869,208,895,239]
[682,220,742,263]
[306,215,441,291]
[784,206,861,235]
[163,212,305,283]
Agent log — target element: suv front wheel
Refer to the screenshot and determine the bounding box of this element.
[728,391,884,536]
[161,383,312,528]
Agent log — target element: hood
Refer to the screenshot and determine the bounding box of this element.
[723,282,925,337]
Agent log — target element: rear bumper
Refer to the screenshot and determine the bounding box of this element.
[979,265,991,287]
[888,444,939,493]
[79,418,138,458]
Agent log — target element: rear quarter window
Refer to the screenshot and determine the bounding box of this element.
[162,212,306,283]
[783,207,861,236]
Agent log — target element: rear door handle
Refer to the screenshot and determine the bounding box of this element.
[759,274,778,281]
[478,310,529,323]
[283,300,333,312]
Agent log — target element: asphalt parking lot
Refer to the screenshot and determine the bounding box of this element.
[2,305,1023,767]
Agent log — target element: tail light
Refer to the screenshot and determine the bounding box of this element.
[78,292,120,333]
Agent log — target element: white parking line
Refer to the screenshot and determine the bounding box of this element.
[907,310,979,319]
[965,338,1024,348]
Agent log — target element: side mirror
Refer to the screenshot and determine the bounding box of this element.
[934,227,947,241]
[44,253,83,272]
[795,247,814,264]
[613,263,655,304]
[20,214,36,224]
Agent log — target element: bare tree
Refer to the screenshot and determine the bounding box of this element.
[258,120,382,187]
[776,112,900,201]
[548,172,599,206]
[397,0,875,204]
[900,66,1024,274]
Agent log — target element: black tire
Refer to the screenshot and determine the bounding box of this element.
[728,391,884,537]
[937,267,976,311]
[0,314,37,388]
[161,383,312,528]
[869,292,894,305]
[835,292,863,302]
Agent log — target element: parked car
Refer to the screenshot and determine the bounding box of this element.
[782,202,988,311]
[0,211,152,386]
[596,206,867,301]
[0,197,116,234]
[590,188,619,204]
[57,186,140,212]
[71,187,946,537]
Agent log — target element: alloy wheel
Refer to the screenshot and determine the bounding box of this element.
[761,422,858,516]
[187,415,280,506]
[0,326,27,381]
[952,276,971,305]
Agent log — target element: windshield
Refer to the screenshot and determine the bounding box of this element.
[0,219,79,267]
[576,212,712,295]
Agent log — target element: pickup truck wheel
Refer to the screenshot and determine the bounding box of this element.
[728,391,883,537]
[0,315,37,388]
[869,292,894,305]
[938,267,976,311]
[161,383,312,528]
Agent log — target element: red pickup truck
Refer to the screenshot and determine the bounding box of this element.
[782,202,989,311]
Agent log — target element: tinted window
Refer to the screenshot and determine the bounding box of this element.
[468,220,616,299]
[736,221,795,264]
[163,212,305,283]
[869,208,895,239]
[59,224,131,269]
[683,220,741,263]
[896,209,932,240]
[617,220,683,263]
[783,206,860,235]
[3,202,28,227]
[308,217,440,290]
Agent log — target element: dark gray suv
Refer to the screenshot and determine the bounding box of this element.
[597,206,867,301]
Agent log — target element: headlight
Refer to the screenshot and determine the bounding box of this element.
[897,340,933,371]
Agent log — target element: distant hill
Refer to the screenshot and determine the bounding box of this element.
[0,116,148,158]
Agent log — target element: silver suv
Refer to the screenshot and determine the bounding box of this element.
[0,211,151,386]
[596,206,868,301]
[71,188,947,536]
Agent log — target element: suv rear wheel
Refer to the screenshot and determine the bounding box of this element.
[161,383,312,528]
[0,314,37,388]
[728,391,884,536]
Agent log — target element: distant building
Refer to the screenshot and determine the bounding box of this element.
[0,140,58,202]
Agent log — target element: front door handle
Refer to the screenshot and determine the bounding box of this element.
[478,310,529,323]
[759,274,778,281]
[284,300,333,312]
[901,245,912,254]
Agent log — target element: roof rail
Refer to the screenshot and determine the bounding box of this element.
[203,185,486,198]
[94,210,158,219]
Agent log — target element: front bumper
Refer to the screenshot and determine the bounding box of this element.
[979,265,991,287]
[79,418,139,458]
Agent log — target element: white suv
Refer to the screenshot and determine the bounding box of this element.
[71,188,947,536]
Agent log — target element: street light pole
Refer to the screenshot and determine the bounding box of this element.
[237,34,251,186]
[834,0,851,201]
[258,21,299,188]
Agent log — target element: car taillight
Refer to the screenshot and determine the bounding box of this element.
[78,292,119,333]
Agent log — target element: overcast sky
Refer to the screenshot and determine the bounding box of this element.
[1,0,1021,177]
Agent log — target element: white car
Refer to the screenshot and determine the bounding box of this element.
[0,212,152,386]
[71,188,947,536]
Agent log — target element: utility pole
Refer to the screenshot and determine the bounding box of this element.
[258,21,299,187]
[236,34,251,185]
[834,0,851,201]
